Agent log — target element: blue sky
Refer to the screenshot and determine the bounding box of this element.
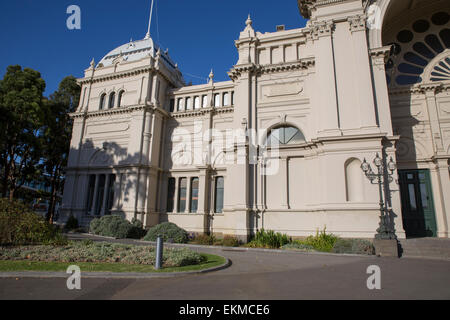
[0,0,307,97]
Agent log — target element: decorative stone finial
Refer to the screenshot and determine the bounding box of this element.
[90,58,95,68]
[246,14,252,26]
[209,69,214,84]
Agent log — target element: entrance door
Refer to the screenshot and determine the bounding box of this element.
[399,170,437,238]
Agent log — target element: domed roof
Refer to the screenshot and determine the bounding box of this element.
[98,36,176,69]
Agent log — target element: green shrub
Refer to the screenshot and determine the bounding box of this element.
[247,229,290,249]
[143,222,188,244]
[64,215,79,231]
[222,235,240,247]
[0,198,67,245]
[282,242,315,251]
[192,234,216,245]
[89,215,144,239]
[331,238,375,255]
[301,228,338,252]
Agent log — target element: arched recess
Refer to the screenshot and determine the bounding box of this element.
[345,158,364,202]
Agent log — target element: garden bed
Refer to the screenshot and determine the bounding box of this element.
[0,240,210,269]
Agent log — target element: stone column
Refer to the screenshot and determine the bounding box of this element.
[311,21,341,136]
[423,85,445,154]
[430,159,450,238]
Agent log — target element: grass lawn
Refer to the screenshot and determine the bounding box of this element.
[0,253,226,273]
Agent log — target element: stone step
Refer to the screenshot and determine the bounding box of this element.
[398,238,450,260]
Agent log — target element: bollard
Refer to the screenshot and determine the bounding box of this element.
[155,235,163,270]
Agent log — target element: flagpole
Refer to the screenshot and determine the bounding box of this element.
[145,0,155,39]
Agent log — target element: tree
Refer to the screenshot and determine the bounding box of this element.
[0,65,46,200]
[41,76,80,223]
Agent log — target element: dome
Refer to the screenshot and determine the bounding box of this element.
[97,36,177,70]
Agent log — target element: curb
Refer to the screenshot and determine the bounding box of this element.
[0,257,231,279]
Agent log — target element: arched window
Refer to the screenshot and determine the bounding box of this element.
[266,126,305,146]
[223,93,229,106]
[108,92,115,109]
[99,93,106,110]
[214,94,221,107]
[117,90,124,107]
[194,96,200,109]
[186,97,192,110]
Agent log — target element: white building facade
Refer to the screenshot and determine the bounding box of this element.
[61,0,450,241]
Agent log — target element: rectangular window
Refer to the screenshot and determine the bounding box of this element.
[106,174,116,214]
[202,95,208,108]
[95,174,106,215]
[167,178,175,212]
[190,177,199,213]
[178,177,187,212]
[169,99,175,112]
[215,176,224,213]
[86,175,96,213]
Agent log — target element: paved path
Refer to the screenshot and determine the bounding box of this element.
[1,234,449,300]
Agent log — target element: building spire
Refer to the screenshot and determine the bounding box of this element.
[144,0,155,39]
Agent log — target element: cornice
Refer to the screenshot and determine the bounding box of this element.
[228,58,315,80]
[171,106,234,119]
[389,82,450,96]
[298,0,350,19]
[69,104,156,119]
[78,66,154,85]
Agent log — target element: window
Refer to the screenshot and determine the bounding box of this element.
[167,178,175,212]
[118,91,124,107]
[108,92,115,109]
[186,97,192,110]
[177,98,184,111]
[99,94,106,110]
[178,178,187,212]
[190,178,199,213]
[169,99,175,112]
[231,92,234,106]
[106,174,116,214]
[86,175,96,213]
[95,174,106,215]
[214,94,221,107]
[194,96,200,109]
[214,176,224,213]
[202,95,208,108]
[266,126,305,146]
[223,93,229,106]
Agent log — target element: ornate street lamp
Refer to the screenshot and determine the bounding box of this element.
[361,153,397,240]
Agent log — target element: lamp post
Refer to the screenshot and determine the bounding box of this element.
[361,153,397,240]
